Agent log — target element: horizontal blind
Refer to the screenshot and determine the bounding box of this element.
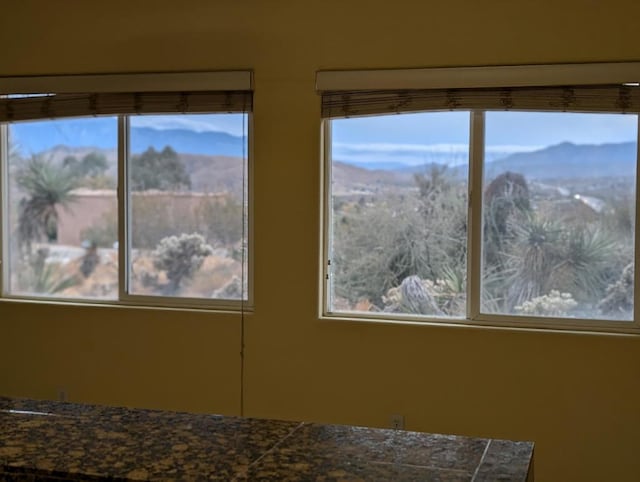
[321,85,640,118]
[0,91,252,122]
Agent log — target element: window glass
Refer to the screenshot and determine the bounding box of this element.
[127,114,248,300]
[328,112,469,317]
[481,112,637,320]
[6,117,118,299]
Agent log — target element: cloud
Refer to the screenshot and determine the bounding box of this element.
[334,142,542,154]
[130,114,246,137]
[332,142,542,166]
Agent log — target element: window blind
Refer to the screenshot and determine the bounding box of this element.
[0,90,252,123]
[321,84,640,119]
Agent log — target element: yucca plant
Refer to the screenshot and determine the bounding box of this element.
[16,155,78,252]
[553,227,616,303]
[501,214,564,311]
[16,248,79,295]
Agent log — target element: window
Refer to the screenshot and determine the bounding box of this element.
[0,72,252,309]
[319,63,640,332]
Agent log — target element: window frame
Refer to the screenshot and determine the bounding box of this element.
[319,62,640,334]
[0,71,254,311]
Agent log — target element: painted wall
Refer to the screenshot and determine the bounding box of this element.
[2,1,640,480]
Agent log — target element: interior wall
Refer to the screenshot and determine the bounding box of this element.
[2,1,640,481]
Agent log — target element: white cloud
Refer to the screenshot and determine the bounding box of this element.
[332,142,543,166]
[334,142,542,154]
[130,114,246,137]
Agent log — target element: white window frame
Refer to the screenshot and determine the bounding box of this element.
[0,71,254,311]
[318,62,640,334]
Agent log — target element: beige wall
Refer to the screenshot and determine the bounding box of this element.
[57,191,226,245]
[1,1,640,481]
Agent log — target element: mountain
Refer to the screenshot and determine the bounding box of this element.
[341,141,637,181]
[485,141,637,179]
[347,161,413,171]
[9,117,245,157]
[129,127,244,156]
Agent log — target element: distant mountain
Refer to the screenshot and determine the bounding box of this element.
[341,141,637,181]
[347,161,413,171]
[331,161,415,196]
[485,141,637,179]
[129,127,244,156]
[9,117,245,157]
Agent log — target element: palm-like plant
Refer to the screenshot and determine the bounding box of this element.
[16,248,79,295]
[16,155,78,252]
[553,227,616,303]
[502,215,564,310]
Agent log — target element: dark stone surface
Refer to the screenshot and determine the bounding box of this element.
[0,397,534,481]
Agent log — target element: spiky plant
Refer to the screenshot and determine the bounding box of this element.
[152,233,214,294]
[16,155,78,252]
[16,248,79,295]
[598,262,634,318]
[502,215,563,310]
[553,227,616,303]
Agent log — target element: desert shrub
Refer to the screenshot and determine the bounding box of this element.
[515,290,578,317]
[598,262,634,318]
[333,168,467,309]
[152,233,213,294]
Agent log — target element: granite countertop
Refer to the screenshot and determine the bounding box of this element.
[0,397,534,481]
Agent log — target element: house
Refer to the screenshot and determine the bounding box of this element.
[1,1,639,481]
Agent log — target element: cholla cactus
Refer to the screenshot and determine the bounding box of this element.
[153,233,213,294]
[383,275,444,316]
[383,271,465,317]
[515,290,577,317]
[598,262,634,317]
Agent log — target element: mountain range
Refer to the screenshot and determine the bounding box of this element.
[341,141,637,181]
[10,116,637,182]
[10,117,245,157]
[484,141,636,179]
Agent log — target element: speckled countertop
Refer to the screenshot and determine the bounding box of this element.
[0,396,533,481]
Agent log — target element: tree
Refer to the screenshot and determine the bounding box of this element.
[130,146,191,191]
[63,152,109,178]
[152,233,213,294]
[483,171,531,268]
[16,155,78,251]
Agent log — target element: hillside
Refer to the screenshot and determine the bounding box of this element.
[339,141,637,186]
[486,141,636,179]
[331,161,414,196]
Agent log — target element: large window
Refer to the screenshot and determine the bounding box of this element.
[0,72,252,309]
[320,64,640,332]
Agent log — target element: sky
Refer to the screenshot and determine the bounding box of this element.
[130,114,247,137]
[331,111,638,167]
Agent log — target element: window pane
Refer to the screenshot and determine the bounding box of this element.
[6,117,118,299]
[127,114,248,300]
[328,112,469,317]
[481,112,637,321]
